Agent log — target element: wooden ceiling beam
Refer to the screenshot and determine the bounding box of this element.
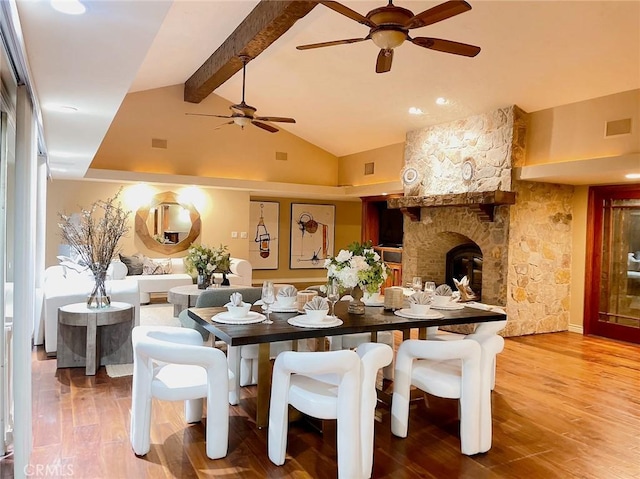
[184,0,318,104]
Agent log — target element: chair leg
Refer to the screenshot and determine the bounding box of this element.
[205,388,230,459]
[390,367,412,438]
[184,398,203,423]
[228,347,241,404]
[267,373,290,465]
[130,395,152,456]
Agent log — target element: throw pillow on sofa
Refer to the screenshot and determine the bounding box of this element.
[142,257,166,275]
[120,253,144,275]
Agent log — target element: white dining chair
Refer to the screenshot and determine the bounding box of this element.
[391,338,483,455]
[268,343,393,479]
[130,326,235,460]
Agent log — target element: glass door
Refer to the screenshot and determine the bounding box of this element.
[586,185,640,343]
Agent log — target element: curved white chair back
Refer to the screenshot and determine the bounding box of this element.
[392,338,483,455]
[269,343,392,479]
[131,325,234,460]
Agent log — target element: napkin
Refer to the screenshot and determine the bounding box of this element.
[453,275,478,301]
[303,296,329,311]
[228,292,244,306]
[409,291,432,305]
[435,284,453,296]
[277,285,297,298]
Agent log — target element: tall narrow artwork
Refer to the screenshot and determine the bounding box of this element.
[249,201,279,270]
[290,203,335,269]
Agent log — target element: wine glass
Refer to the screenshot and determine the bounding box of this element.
[424,281,436,302]
[327,278,340,319]
[411,276,423,293]
[261,280,275,324]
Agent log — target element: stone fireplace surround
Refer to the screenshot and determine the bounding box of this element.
[389,106,574,337]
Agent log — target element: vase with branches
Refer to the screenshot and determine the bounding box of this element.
[58,190,130,307]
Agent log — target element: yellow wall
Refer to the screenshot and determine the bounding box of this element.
[250,197,362,287]
[46,181,362,286]
[527,89,639,165]
[46,180,251,266]
[90,85,339,186]
[569,186,588,332]
[338,142,405,187]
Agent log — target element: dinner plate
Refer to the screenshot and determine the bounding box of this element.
[363,298,385,307]
[430,303,464,311]
[262,303,299,313]
[212,311,266,324]
[287,315,343,328]
[394,309,444,320]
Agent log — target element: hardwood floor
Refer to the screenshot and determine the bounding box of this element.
[2,331,639,478]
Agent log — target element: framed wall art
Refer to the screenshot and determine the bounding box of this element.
[290,203,335,269]
[249,201,279,270]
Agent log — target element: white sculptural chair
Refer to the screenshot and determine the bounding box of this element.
[269,343,393,479]
[391,338,483,455]
[130,326,234,460]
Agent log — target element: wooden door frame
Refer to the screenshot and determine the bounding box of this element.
[585,184,640,341]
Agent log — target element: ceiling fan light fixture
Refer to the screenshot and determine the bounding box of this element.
[233,117,252,128]
[371,29,406,50]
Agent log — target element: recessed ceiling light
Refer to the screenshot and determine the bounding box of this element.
[408,107,423,115]
[51,0,86,15]
[625,173,640,179]
[435,97,449,105]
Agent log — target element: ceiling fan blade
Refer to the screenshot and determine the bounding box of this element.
[251,121,279,133]
[319,1,377,28]
[255,116,296,124]
[186,112,232,119]
[376,49,393,73]
[213,121,235,131]
[405,0,472,29]
[297,37,369,50]
[411,37,481,57]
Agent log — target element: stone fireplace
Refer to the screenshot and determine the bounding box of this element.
[389,106,574,337]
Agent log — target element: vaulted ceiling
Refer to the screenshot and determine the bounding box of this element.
[14,0,640,179]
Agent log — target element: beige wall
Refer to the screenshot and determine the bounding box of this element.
[46,180,252,267]
[91,85,339,186]
[250,197,362,286]
[527,89,639,165]
[338,142,404,187]
[569,186,588,332]
[46,181,362,287]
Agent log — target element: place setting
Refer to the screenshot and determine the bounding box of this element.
[261,285,299,313]
[394,291,444,320]
[212,292,266,324]
[287,295,343,329]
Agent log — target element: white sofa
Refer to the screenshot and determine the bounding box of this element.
[116,256,253,304]
[40,265,141,355]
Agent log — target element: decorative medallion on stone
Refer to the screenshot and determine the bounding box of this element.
[461,159,475,182]
[401,166,421,187]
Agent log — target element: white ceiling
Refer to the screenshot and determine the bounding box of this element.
[14,0,640,180]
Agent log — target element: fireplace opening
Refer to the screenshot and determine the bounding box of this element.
[446,243,483,300]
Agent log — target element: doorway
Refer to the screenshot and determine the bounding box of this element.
[585,184,640,343]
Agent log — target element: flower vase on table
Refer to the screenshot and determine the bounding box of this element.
[348,285,365,315]
[197,270,210,289]
[87,263,111,308]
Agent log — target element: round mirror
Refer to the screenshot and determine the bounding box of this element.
[135,191,201,254]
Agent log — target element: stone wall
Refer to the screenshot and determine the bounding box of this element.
[401,105,574,336]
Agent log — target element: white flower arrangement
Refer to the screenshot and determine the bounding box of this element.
[324,241,390,294]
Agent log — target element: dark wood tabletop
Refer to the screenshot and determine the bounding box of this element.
[187,301,506,346]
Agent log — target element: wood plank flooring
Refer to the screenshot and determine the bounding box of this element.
[2,331,639,478]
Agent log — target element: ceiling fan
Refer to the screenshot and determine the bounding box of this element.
[186,56,296,133]
[297,0,481,73]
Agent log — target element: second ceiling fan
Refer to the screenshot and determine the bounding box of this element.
[186,56,296,133]
[297,0,481,73]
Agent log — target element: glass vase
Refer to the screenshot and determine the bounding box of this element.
[197,271,210,289]
[348,285,365,315]
[87,263,111,308]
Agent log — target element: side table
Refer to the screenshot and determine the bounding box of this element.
[57,301,134,375]
[168,284,205,317]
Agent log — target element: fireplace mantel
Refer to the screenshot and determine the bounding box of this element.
[387,190,516,222]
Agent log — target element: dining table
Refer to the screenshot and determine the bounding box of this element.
[188,301,507,428]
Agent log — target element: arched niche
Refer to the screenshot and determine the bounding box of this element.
[135,191,201,254]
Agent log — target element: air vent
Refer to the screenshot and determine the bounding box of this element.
[275,151,288,161]
[364,162,375,175]
[151,138,168,149]
[605,118,632,137]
